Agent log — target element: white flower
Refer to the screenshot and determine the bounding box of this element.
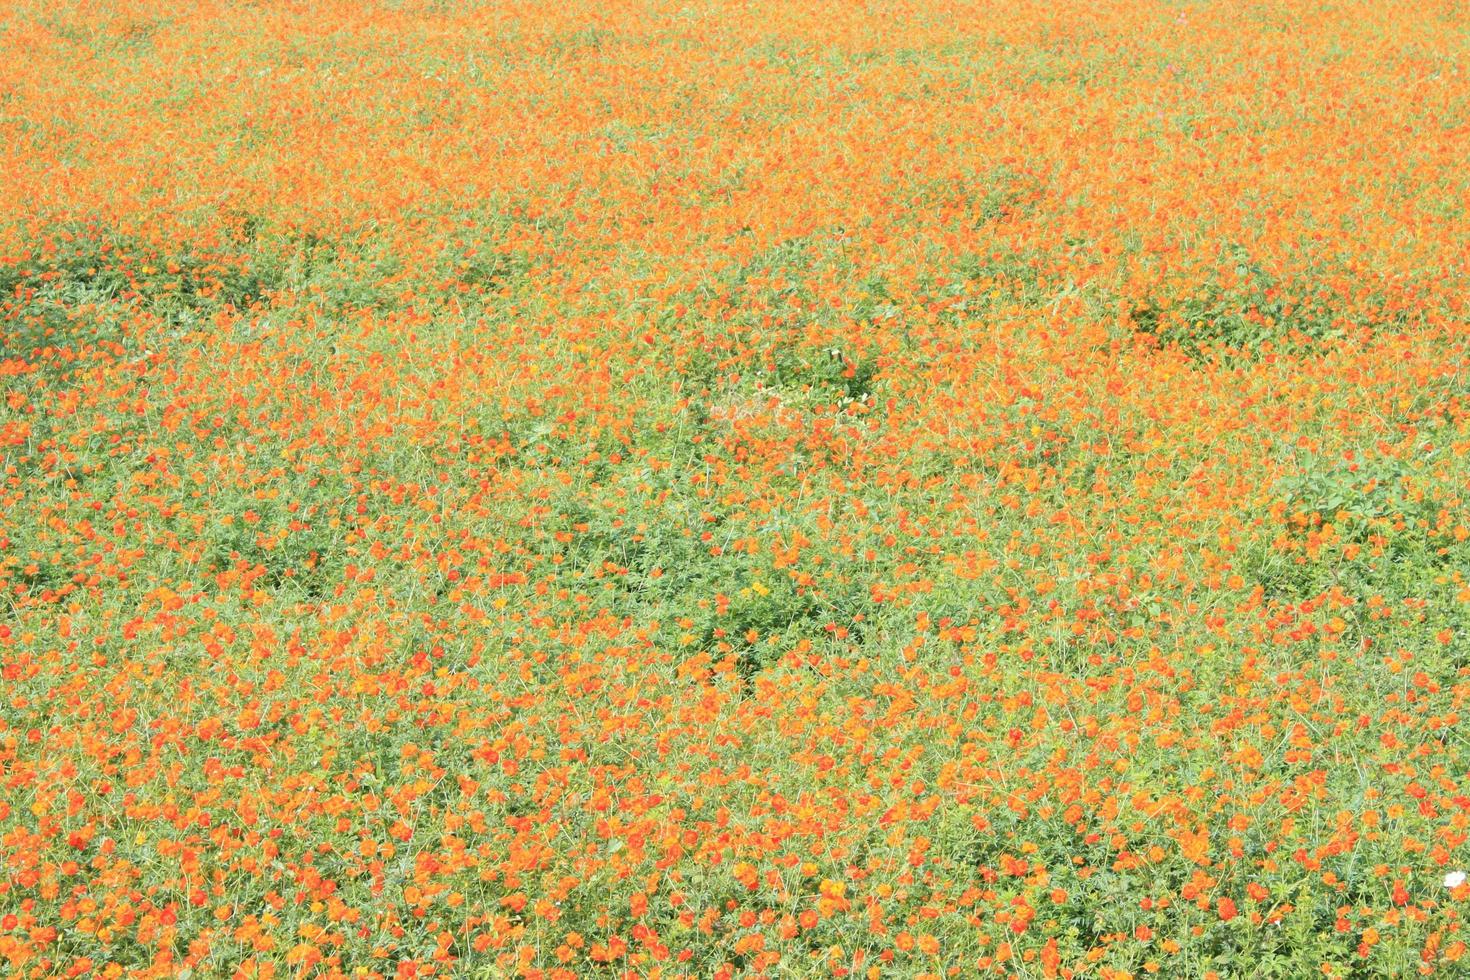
[1444,871,1466,889]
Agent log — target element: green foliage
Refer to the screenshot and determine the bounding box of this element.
[1130,245,1376,360]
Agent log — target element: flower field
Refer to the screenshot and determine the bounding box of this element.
[2,0,1470,976]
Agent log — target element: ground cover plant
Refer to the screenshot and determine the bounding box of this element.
[2,0,1469,977]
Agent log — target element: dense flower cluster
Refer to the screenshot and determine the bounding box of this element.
[2,0,1469,977]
